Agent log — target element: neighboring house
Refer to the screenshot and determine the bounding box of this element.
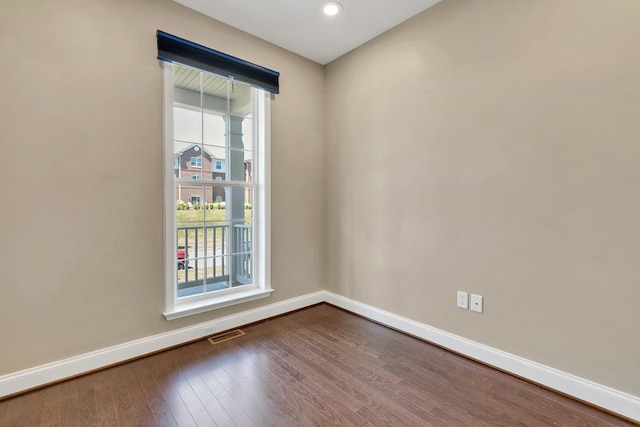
[174,144,224,204]
[174,144,252,205]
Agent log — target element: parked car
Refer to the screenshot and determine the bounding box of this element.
[177,246,189,270]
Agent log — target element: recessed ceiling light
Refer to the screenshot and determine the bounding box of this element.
[322,2,343,16]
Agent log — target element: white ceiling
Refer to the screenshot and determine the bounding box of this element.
[173,0,442,65]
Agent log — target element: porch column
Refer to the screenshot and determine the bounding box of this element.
[228,115,246,284]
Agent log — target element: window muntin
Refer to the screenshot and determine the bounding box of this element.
[164,61,271,318]
[190,156,202,168]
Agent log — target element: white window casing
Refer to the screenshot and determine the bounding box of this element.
[162,62,272,320]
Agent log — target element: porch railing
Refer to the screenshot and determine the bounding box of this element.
[176,224,251,291]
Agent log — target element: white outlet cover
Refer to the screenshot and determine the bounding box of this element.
[471,294,483,313]
[457,291,468,309]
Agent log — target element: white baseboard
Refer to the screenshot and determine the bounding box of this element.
[323,291,640,423]
[0,291,325,399]
[1,289,638,422]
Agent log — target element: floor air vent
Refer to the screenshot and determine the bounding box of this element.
[207,329,245,345]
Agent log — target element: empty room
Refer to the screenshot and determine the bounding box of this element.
[1,0,639,425]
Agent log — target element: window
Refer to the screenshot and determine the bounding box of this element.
[190,156,202,168]
[159,30,278,319]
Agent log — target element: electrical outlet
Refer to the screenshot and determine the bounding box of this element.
[471,294,483,313]
[457,291,468,309]
[201,324,217,337]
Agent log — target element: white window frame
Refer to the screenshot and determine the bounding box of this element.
[162,62,272,320]
[190,156,202,168]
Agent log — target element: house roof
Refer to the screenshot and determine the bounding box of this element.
[174,142,252,162]
[174,143,216,157]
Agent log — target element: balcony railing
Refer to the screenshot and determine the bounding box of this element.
[177,224,251,296]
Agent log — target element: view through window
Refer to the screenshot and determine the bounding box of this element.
[169,63,258,301]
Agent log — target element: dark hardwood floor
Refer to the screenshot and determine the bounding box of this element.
[1,303,636,426]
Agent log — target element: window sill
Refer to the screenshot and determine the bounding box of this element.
[163,288,274,321]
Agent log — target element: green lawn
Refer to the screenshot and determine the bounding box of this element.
[176,208,251,227]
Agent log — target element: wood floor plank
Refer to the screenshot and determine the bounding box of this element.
[207,340,301,426]
[72,374,100,426]
[224,340,327,426]
[296,325,404,384]
[37,384,63,427]
[273,320,444,423]
[234,332,369,426]
[189,344,260,427]
[16,388,45,426]
[248,324,369,414]
[184,343,256,426]
[134,355,179,427]
[91,369,119,426]
[157,345,220,427]
[178,353,236,426]
[0,304,636,427]
[258,321,438,425]
[146,351,200,427]
[57,379,81,427]
[326,310,586,425]
[245,332,362,418]
[0,387,44,427]
[117,361,157,426]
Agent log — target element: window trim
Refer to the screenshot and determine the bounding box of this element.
[162,62,272,320]
[189,156,202,168]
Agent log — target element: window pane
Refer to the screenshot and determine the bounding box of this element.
[175,253,251,299]
[181,186,251,219]
[195,256,228,288]
[232,251,253,286]
[229,149,251,182]
[203,112,225,146]
[243,156,253,184]
[230,82,251,115]
[174,106,203,146]
[201,72,228,111]
[201,145,253,183]
[177,256,230,298]
[242,116,253,150]
[175,182,209,207]
[225,187,246,222]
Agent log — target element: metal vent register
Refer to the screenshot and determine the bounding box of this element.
[207,329,245,345]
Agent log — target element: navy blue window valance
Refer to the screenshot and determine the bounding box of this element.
[157,30,280,94]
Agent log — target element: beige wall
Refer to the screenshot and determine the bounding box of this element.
[0,0,325,374]
[325,0,640,396]
[1,0,639,401]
